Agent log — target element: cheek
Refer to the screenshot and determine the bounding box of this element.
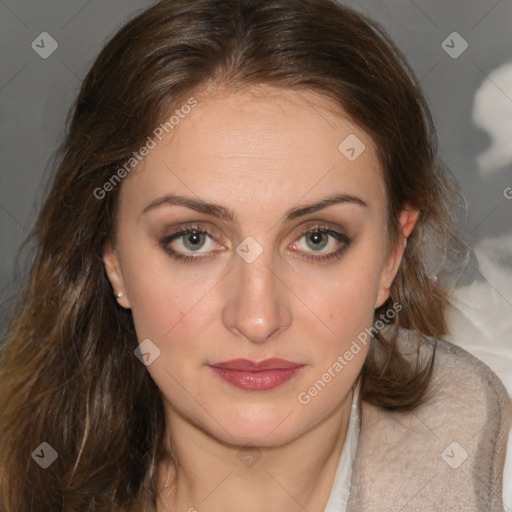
[117,230,221,338]
[125,268,216,343]
[293,250,384,337]
[307,274,377,377]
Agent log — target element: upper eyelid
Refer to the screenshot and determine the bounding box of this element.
[166,223,344,236]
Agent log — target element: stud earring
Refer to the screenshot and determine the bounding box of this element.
[116,291,123,299]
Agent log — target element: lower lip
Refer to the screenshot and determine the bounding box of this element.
[209,367,304,391]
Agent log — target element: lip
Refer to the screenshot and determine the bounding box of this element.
[208,358,305,391]
[210,358,303,371]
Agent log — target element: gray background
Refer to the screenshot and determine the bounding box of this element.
[1,0,511,504]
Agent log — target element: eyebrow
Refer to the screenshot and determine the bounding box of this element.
[142,193,368,222]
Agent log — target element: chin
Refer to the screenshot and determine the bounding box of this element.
[222,428,299,449]
[208,406,308,448]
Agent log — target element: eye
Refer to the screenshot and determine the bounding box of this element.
[159,224,223,262]
[290,225,351,262]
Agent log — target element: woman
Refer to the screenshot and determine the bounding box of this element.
[0,0,510,510]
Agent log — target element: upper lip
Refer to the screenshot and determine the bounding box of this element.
[209,358,304,371]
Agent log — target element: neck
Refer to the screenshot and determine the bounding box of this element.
[156,387,354,512]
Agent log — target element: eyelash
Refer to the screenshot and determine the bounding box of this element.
[159,223,351,264]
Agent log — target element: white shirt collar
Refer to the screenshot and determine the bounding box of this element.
[323,378,362,512]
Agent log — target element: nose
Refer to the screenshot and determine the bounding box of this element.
[221,249,292,344]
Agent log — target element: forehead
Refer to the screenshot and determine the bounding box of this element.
[121,86,386,218]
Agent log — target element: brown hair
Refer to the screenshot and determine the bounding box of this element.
[0,0,466,509]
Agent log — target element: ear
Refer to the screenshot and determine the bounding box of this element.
[375,208,420,308]
[103,239,131,309]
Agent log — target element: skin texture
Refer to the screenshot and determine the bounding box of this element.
[103,85,418,512]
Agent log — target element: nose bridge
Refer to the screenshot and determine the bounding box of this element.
[222,239,291,343]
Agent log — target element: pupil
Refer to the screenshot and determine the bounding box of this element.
[307,231,327,250]
[185,231,204,250]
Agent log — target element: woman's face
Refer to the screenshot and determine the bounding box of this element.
[104,86,410,447]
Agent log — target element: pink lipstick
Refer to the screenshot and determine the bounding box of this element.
[209,358,305,391]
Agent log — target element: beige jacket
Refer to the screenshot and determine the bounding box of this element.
[347,333,512,511]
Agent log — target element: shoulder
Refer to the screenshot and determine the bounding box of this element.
[347,330,512,512]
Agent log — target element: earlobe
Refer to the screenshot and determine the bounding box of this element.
[102,240,131,308]
[375,207,420,309]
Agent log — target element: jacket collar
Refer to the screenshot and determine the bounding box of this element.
[347,333,512,511]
